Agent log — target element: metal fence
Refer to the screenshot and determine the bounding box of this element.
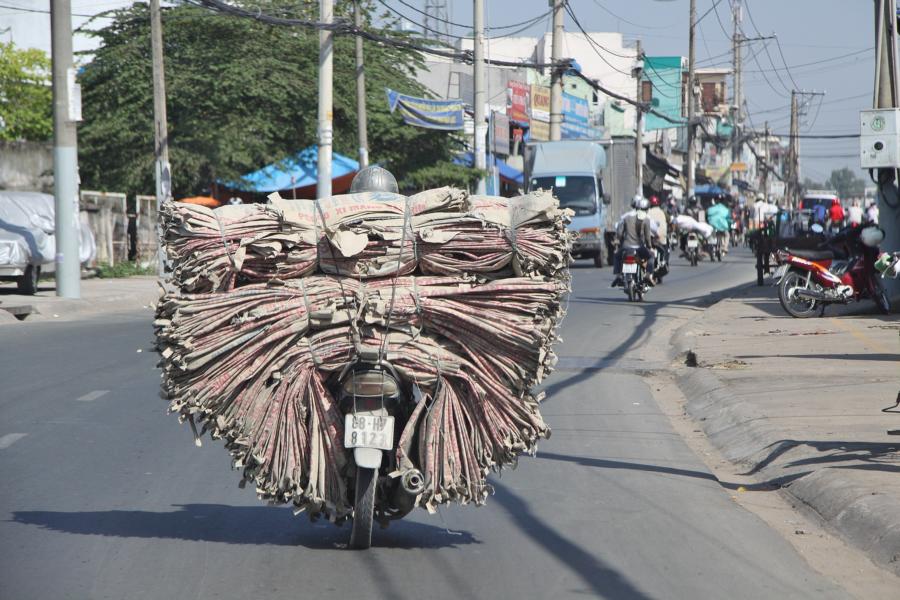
[80,191,159,267]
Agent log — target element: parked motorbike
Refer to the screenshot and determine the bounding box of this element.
[774,224,891,318]
[686,232,701,267]
[335,354,424,549]
[621,249,650,302]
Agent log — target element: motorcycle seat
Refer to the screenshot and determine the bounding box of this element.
[786,248,839,261]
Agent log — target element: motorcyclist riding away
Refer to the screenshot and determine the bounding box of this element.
[646,195,670,266]
[612,195,655,287]
[706,197,732,252]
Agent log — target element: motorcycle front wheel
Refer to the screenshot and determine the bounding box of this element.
[873,279,892,315]
[778,270,821,318]
[349,467,376,549]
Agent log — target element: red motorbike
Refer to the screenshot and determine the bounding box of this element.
[774,224,892,318]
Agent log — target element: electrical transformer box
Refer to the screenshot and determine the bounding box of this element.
[860,108,900,169]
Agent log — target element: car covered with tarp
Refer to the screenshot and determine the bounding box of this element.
[0,191,96,294]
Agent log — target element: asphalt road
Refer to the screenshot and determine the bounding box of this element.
[0,250,852,600]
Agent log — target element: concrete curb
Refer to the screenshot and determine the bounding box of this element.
[670,298,900,576]
[0,278,160,323]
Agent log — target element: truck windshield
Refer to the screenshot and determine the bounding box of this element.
[530,176,597,216]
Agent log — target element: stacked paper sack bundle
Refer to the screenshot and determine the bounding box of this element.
[155,187,572,518]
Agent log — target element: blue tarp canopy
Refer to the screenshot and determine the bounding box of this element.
[456,152,523,185]
[229,146,359,193]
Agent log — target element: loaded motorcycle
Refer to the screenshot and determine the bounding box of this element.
[335,352,424,549]
[685,232,701,267]
[773,224,891,318]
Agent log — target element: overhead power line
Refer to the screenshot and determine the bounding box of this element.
[182,0,565,69]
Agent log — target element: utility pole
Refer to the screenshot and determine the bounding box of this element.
[873,0,899,303]
[549,0,564,142]
[761,121,769,199]
[318,0,334,198]
[788,90,799,208]
[473,0,486,193]
[730,0,742,189]
[354,1,369,169]
[686,0,697,200]
[150,0,170,277]
[50,0,80,298]
[634,41,644,196]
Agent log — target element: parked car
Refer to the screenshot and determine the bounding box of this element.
[0,191,96,294]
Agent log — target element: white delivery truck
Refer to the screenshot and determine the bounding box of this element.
[525,138,638,267]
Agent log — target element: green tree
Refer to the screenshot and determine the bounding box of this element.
[77,2,472,197]
[826,167,866,199]
[0,42,53,141]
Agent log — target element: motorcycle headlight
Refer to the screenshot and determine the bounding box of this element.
[342,369,400,397]
[860,226,885,248]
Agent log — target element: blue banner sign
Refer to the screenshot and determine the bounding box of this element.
[386,89,465,131]
[561,92,593,139]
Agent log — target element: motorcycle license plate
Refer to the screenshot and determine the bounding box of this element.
[687,239,699,249]
[773,264,788,281]
[622,263,638,274]
[708,237,718,245]
[344,414,394,450]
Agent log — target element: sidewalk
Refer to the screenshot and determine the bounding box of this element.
[672,284,900,575]
[0,276,159,323]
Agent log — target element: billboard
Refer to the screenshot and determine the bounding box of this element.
[492,111,510,155]
[507,80,529,124]
[562,92,592,139]
[530,84,551,141]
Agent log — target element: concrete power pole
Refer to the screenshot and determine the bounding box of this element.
[634,41,644,196]
[873,0,899,301]
[761,121,769,199]
[731,0,742,189]
[549,0,564,142]
[686,0,697,200]
[788,90,799,208]
[473,0,486,193]
[150,0,170,277]
[50,0,81,298]
[354,1,369,169]
[318,0,334,198]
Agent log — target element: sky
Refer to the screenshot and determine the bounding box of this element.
[1,0,875,182]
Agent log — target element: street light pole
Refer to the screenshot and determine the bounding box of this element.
[50,0,81,298]
[318,0,334,198]
[634,41,644,196]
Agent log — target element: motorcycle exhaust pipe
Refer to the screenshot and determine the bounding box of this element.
[794,288,826,301]
[400,469,426,495]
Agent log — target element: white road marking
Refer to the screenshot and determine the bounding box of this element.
[0,433,27,449]
[76,390,110,402]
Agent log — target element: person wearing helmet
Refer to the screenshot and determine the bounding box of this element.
[349,165,400,195]
[646,195,669,269]
[612,195,655,287]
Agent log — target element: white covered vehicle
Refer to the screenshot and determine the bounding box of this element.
[0,191,96,294]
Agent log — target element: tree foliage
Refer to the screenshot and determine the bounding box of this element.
[0,42,53,141]
[78,2,473,197]
[825,167,866,199]
[802,168,867,199]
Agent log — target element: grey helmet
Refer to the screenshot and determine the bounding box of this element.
[350,165,399,194]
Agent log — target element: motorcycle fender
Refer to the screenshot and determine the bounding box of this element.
[354,447,383,469]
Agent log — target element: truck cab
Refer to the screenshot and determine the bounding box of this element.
[525,141,607,267]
